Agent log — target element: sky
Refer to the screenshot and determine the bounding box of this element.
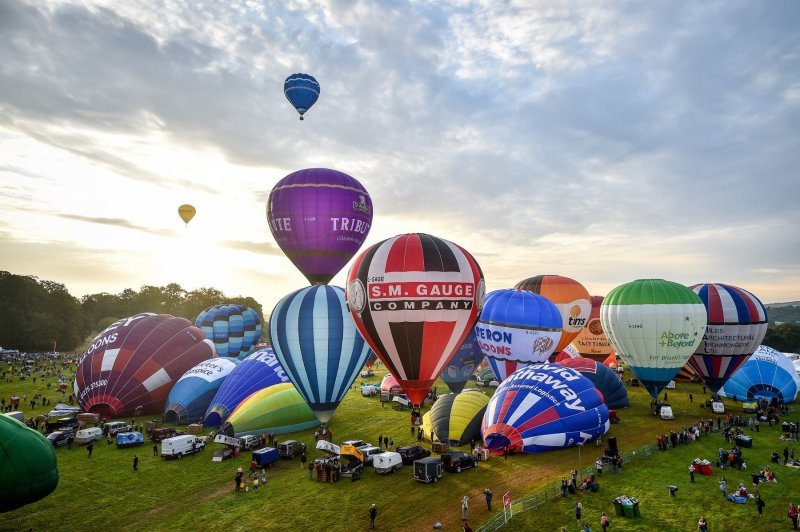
[1,0,799,314]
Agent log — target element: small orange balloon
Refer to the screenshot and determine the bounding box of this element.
[178,204,196,226]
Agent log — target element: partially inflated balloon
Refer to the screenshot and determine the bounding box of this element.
[270,285,371,424]
[687,283,768,392]
[719,345,800,404]
[558,357,629,409]
[487,358,527,383]
[164,358,239,425]
[284,73,320,120]
[346,233,484,407]
[194,304,262,359]
[421,390,489,446]
[178,204,196,225]
[73,313,216,419]
[380,373,404,395]
[441,331,485,394]
[222,383,319,436]
[1,415,59,512]
[571,296,615,362]
[475,289,563,364]
[600,279,707,399]
[554,344,581,364]
[268,168,373,285]
[365,352,378,369]
[515,275,591,356]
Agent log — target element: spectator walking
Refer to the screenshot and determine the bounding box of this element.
[756,494,765,518]
[484,489,492,511]
[689,463,696,483]
[87,442,94,458]
[575,501,582,526]
[133,454,139,471]
[461,496,469,520]
[369,504,377,529]
[789,502,799,530]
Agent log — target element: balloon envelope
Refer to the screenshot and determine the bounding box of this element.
[195,304,262,360]
[74,313,216,419]
[554,344,581,364]
[515,275,591,356]
[441,331,485,394]
[482,363,610,453]
[284,73,320,119]
[488,358,528,383]
[365,352,378,369]
[164,358,239,425]
[558,358,630,409]
[687,283,768,392]
[476,289,563,364]
[346,233,484,406]
[270,285,371,424]
[600,279,707,399]
[719,345,800,404]
[1,415,59,513]
[268,168,373,285]
[204,348,289,427]
[571,296,615,362]
[221,383,319,437]
[421,390,489,446]
[178,204,196,225]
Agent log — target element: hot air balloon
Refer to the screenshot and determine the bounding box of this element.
[487,358,527,383]
[346,233,484,409]
[482,363,610,453]
[178,204,196,225]
[515,275,591,357]
[1,415,59,513]
[204,348,289,428]
[571,296,616,362]
[220,383,319,437]
[268,168,373,285]
[558,357,630,409]
[270,285,372,426]
[475,289,563,364]
[554,344,581,364]
[674,361,699,382]
[73,313,216,419]
[719,345,800,404]
[364,352,378,370]
[381,373,404,395]
[164,358,239,425]
[687,283,768,392]
[284,73,320,120]
[194,304,263,359]
[600,279,707,399]
[441,331,485,394]
[603,352,618,369]
[421,390,489,446]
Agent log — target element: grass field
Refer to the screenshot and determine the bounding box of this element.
[3,362,800,532]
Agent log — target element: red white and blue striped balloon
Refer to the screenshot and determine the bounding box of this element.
[270,285,372,424]
[487,358,527,383]
[687,283,768,392]
[482,363,609,453]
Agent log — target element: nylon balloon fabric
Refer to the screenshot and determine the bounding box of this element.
[284,73,320,119]
[194,304,262,359]
[0,416,59,513]
[719,345,800,404]
[164,357,239,424]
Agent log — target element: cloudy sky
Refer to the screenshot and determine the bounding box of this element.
[1,0,799,313]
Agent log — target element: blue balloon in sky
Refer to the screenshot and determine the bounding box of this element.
[164,358,239,425]
[270,285,371,424]
[482,363,610,453]
[203,348,288,427]
[441,330,485,394]
[719,345,800,404]
[194,304,262,359]
[284,73,320,120]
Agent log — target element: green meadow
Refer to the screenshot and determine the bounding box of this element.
[3,365,800,532]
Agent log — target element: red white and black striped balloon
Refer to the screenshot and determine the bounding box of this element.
[346,233,484,406]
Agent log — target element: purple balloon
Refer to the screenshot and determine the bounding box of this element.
[267,168,373,285]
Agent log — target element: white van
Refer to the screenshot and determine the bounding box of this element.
[373,451,402,474]
[238,434,260,450]
[75,427,103,444]
[161,435,205,459]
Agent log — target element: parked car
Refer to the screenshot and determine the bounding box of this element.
[74,427,103,444]
[441,450,478,473]
[392,394,411,408]
[239,434,260,451]
[360,446,383,464]
[277,440,307,459]
[397,445,431,465]
[413,456,443,483]
[341,440,371,452]
[161,435,205,459]
[103,421,131,436]
[46,430,72,448]
[373,451,403,475]
[150,427,181,442]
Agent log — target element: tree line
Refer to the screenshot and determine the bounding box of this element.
[0,271,264,353]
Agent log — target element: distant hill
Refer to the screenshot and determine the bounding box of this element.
[765,302,800,326]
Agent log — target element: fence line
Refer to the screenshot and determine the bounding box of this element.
[475,443,658,532]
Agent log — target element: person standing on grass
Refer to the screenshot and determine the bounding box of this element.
[133,454,138,471]
[461,496,469,520]
[698,516,708,531]
[575,501,583,526]
[153,442,158,457]
[756,494,765,518]
[600,512,609,531]
[87,442,93,458]
[789,502,799,529]
[484,489,492,511]
[369,504,377,529]
[689,463,696,483]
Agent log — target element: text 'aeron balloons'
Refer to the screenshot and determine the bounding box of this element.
[0,416,59,513]
[73,313,216,419]
[194,304,262,359]
[270,285,372,425]
[475,289,563,364]
[346,233,485,408]
[284,73,320,120]
[268,168,373,285]
[600,279,707,399]
[482,363,610,453]
[515,275,591,356]
[687,283,768,392]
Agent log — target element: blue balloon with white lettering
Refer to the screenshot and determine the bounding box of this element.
[558,358,630,410]
[719,345,800,404]
[203,348,289,427]
[441,330,485,394]
[270,285,372,424]
[164,358,239,425]
[284,73,320,120]
[482,363,610,453]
